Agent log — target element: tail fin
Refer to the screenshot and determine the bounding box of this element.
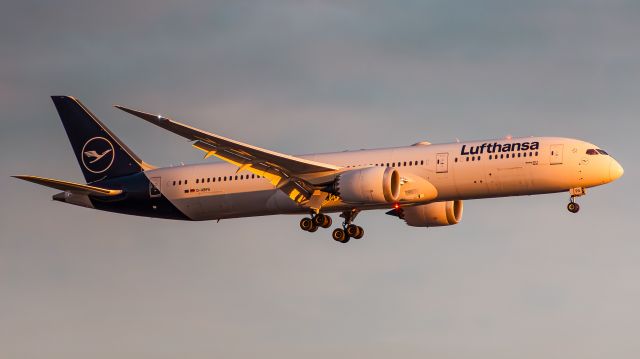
[51,96,152,183]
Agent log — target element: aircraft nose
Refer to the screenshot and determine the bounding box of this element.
[609,159,624,182]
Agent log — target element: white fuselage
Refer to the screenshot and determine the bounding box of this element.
[141,136,622,221]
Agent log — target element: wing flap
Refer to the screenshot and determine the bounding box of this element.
[13,175,123,196]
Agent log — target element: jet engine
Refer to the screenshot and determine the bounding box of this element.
[400,200,463,227]
[335,167,400,204]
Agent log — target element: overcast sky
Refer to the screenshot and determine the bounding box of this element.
[1,1,639,358]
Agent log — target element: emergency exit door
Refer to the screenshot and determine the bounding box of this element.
[436,153,449,173]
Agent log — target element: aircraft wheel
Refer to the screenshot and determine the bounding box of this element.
[567,202,580,213]
[308,223,318,232]
[332,228,349,243]
[346,224,360,238]
[321,215,332,228]
[300,217,314,231]
[313,213,332,228]
[353,226,364,239]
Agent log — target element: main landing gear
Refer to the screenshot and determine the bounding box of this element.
[567,187,585,214]
[299,209,364,244]
[331,209,364,244]
[300,212,332,233]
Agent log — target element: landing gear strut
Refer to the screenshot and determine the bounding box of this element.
[567,187,585,214]
[300,212,332,233]
[331,209,364,244]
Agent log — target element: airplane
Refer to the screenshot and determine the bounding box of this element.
[13,96,624,243]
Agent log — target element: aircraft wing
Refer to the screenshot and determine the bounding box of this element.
[115,105,341,205]
[13,175,123,196]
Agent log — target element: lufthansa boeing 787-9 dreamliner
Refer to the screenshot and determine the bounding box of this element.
[14,96,624,243]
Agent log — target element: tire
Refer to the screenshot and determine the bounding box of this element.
[567,202,580,213]
[308,224,318,232]
[332,228,349,243]
[300,217,313,231]
[346,224,359,237]
[312,214,332,228]
[353,226,364,239]
[321,215,332,228]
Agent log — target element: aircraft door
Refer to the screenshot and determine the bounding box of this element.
[436,153,449,173]
[149,176,162,198]
[550,144,563,165]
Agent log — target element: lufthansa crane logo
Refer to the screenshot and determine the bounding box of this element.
[81,137,115,174]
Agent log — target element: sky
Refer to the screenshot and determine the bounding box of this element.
[1,1,639,358]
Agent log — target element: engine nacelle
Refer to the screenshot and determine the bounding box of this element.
[335,167,400,204]
[403,200,463,227]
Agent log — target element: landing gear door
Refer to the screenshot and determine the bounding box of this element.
[550,144,563,165]
[436,153,449,173]
[149,176,162,198]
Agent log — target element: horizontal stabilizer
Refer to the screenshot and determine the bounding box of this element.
[12,175,123,196]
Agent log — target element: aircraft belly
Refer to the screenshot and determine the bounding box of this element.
[170,189,300,220]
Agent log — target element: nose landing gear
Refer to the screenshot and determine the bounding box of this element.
[567,187,585,213]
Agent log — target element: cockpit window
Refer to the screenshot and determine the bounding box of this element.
[586,149,598,155]
[596,149,609,155]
